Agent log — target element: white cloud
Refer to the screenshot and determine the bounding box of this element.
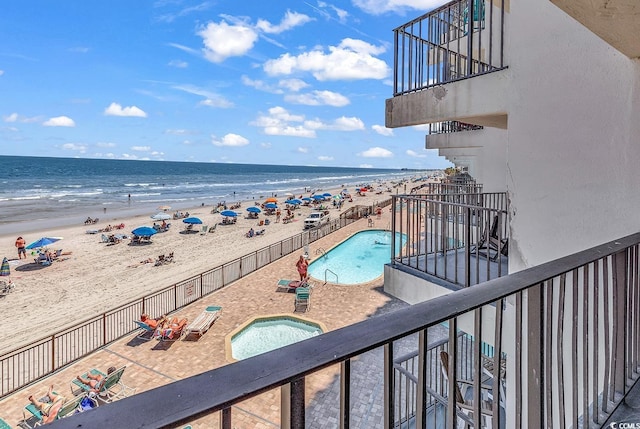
[260,142,272,148]
[285,90,350,106]
[43,116,76,127]
[165,129,197,135]
[212,133,250,147]
[168,59,188,68]
[241,75,283,94]
[353,0,442,15]
[305,116,365,131]
[0,70,4,76]
[96,142,116,148]
[4,113,18,122]
[372,124,394,136]
[173,84,234,108]
[131,146,151,152]
[61,143,86,152]
[359,147,393,158]
[256,10,313,34]
[297,147,309,153]
[278,78,308,92]
[252,106,316,138]
[198,20,258,63]
[104,103,147,117]
[406,149,427,158]
[318,155,334,161]
[264,38,390,81]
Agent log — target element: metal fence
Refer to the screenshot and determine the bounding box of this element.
[392,193,508,287]
[393,0,507,96]
[0,201,388,399]
[49,232,640,429]
[428,120,484,135]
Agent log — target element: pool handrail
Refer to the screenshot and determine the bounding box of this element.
[323,268,338,284]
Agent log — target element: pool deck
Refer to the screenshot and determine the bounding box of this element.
[0,210,416,428]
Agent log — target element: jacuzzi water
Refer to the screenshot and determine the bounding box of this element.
[307,230,406,285]
[231,317,323,360]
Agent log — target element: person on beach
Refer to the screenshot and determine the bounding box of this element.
[15,236,26,259]
[76,366,116,393]
[28,385,64,423]
[296,255,308,281]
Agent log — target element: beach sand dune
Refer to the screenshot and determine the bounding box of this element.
[0,189,390,354]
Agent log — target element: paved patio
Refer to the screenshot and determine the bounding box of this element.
[0,211,424,429]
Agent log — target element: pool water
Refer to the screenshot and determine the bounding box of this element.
[231,317,323,360]
[307,230,406,285]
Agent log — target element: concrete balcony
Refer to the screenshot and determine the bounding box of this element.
[550,0,640,58]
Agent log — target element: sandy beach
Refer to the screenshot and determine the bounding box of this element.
[0,185,398,355]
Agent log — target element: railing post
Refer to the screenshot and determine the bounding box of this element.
[340,359,350,429]
[103,313,107,345]
[220,407,231,429]
[384,342,395,429]
[415,329,427,429]
[51,334,56,373]
[527,283,543,428]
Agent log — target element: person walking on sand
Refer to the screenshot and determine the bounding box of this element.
[296,255,308,281]
[15,236,26,259]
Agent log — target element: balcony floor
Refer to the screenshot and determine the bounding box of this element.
[603,378,640,427]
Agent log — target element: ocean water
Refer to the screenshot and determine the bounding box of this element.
[0,156,423,233]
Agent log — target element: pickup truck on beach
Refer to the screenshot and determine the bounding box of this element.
[303,211,330,229]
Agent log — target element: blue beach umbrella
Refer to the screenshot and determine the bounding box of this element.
[246,206,261,213]
[220,210,238,217]
[312,195,324,201]
[265,203,278,209]
[132,226,157,237]
[183,217,203,225]
[301,197,312,202]
[290,199,302,205]
[322,192,332,197]
[284,199,296,205]
[26,237,62,250]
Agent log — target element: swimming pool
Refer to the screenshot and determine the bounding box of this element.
[307,230,406,285]
[228,315,325,361]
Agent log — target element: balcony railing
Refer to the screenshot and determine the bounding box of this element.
[393,0,507,96]
[49,231,640,428]
[392,193,509,287]
[429,120,484,135]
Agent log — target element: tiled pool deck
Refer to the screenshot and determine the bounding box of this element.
[0,212,416,428]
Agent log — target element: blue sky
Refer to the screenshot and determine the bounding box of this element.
[0,0,450,169]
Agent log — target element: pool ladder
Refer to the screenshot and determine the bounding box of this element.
[315,247,328,259]
[324,269,338,284]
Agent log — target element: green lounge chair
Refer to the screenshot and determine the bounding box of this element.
[22,392,65,428]
[71,366,135,404]
[294,287,310,312]
[133,320,155,340]
[0,417,11,429]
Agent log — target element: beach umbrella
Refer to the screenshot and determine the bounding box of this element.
[290,199,302,205]
[333,195,342,199]
[322,192,332,197]
[246,206,261,213]
[265,203,278,209]
[220,210,238,217]
[150,212,171,221]
[312,195,324,200]
[157,205,171,211]
[132,226,157,237]
[284,192,294,197]
[0,258,9,277]
[301,197,312,202]
[26,237,62,250]
[183,217,203,225]
[265,197,278,203]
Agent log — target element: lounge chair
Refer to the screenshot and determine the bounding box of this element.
[101,234,109,243]
[200,225,208,235]
[156,318,188,341]
[182,306,222,340]
[0,417,11,429]
[276,279,302,293]
[57,393,96,419]
[133,320,155,340]
[471,215,508,260]
[22,391,65,428]
[294,287,311,312]
[208,224,217,233]
[70,366,135,403]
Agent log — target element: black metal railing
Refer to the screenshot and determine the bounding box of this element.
[48,232,640,428]
[429,120,484,135]
[0,202,388,399]
[393,0,507,96]
[409,182,483,195]
[392,193,508,287]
